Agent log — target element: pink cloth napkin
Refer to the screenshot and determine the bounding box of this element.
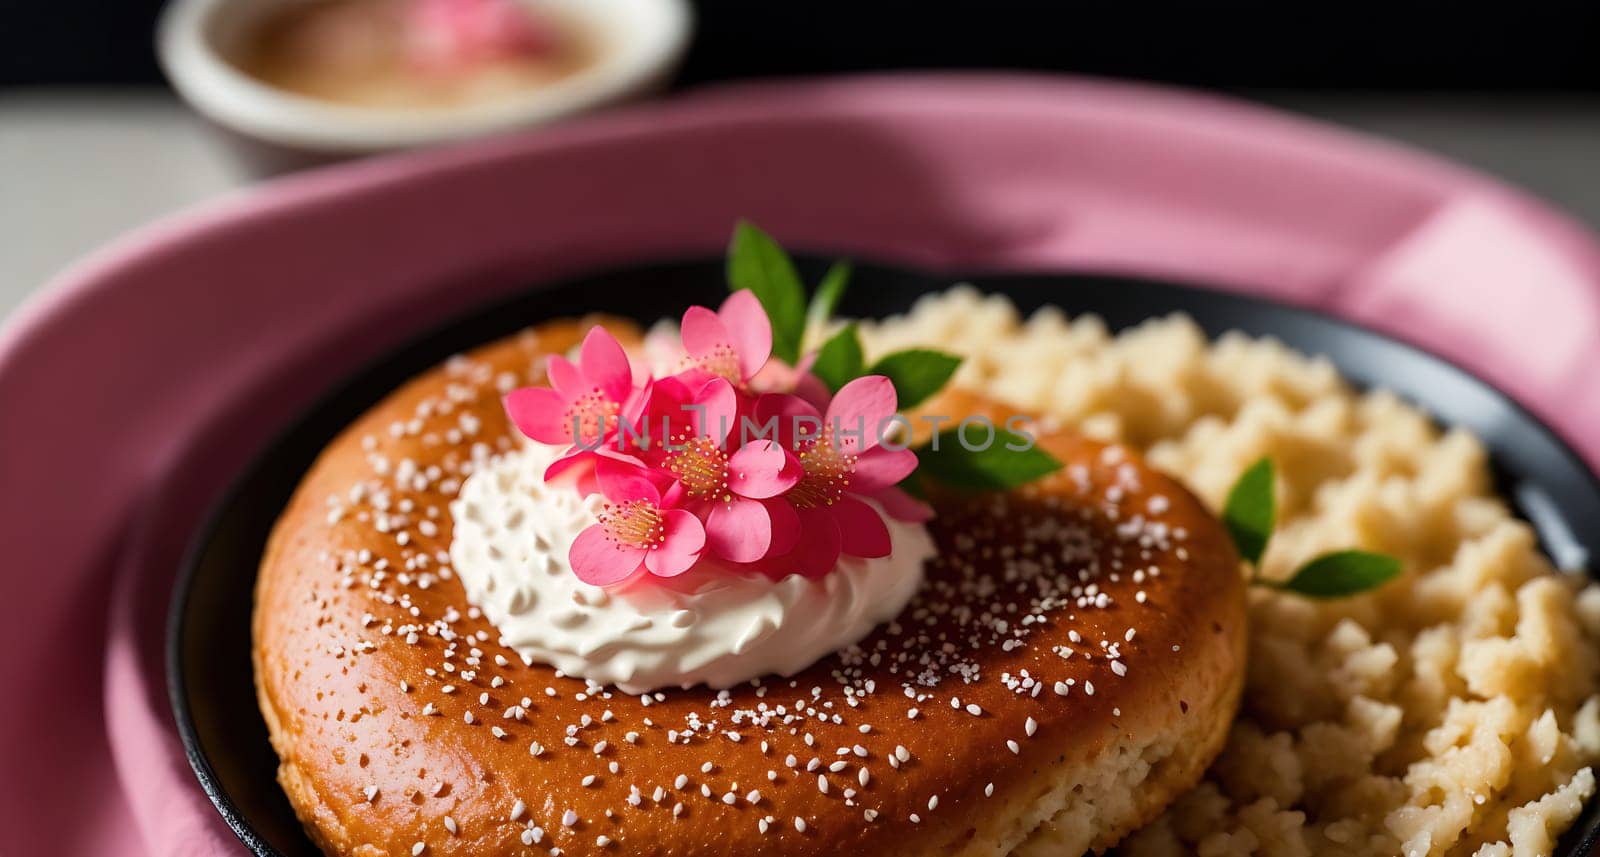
[1,75,1597,857]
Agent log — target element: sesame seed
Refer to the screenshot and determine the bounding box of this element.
[1025,717,1038,737]
[510,800,526,822]
[1006,740,1020,754]
[794,817,807,833]
[928,795,939,811]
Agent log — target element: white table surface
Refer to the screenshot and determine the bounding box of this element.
[3,87,1598,323]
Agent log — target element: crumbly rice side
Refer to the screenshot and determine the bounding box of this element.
[861,288,1600,857]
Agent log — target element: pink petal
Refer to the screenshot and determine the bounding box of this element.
[570,524,646,586]
[871,486,935,523]
[753,392,823,450]
[579,327,635,404]
[791,371,833,412]
[544,354,583,399]
[642,326,688,382]
[718,290,772,380]
[749,359,798,393]
[789,507,843,577]
[545,447,645,488]
[832,496,892,558]
[850,445,919,493]
[727,439,801,499]
[502,387,572,444]
[693,377,739,446]
[644,509,706,577]
[763,497,802,557]
[705,497,772,563]
[616,377,655,454]
[680,306,731,364]
[594,456,662,504]
[542,447,593,485]
[649,374,695,405]
[643,375,694,447]
[826,375,898,453]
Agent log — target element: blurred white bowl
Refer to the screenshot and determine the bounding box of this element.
[158,0,692,166]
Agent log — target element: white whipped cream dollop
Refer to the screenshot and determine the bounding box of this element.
[449,442,936,694]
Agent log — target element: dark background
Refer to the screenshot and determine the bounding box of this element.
[6,0,1600,90]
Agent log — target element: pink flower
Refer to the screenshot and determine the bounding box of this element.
[632,374,738,463]
[569,458,705,586]
[510,292,943,588]
[654,380,802,563]
[751,376,920,577]
[679,290,772,385]
[504,327,642,449]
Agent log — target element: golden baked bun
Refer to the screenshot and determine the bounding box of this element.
[254,318,1247,856]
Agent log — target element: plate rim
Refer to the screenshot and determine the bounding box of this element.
[168,257,1600,857]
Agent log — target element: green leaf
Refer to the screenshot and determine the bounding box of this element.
[1276,550,1402,598]
[811,323,865,393]
[726,221,807,364]
[869,349,962,409]
[805,261,852,338]
[1223,457,1276,565]
[915,428,1062,492]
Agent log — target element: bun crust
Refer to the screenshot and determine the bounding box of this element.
[254,319,1247,856]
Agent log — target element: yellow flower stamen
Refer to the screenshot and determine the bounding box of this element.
[600,499,666,549]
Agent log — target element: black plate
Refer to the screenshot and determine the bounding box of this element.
[169,259,1600,857]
